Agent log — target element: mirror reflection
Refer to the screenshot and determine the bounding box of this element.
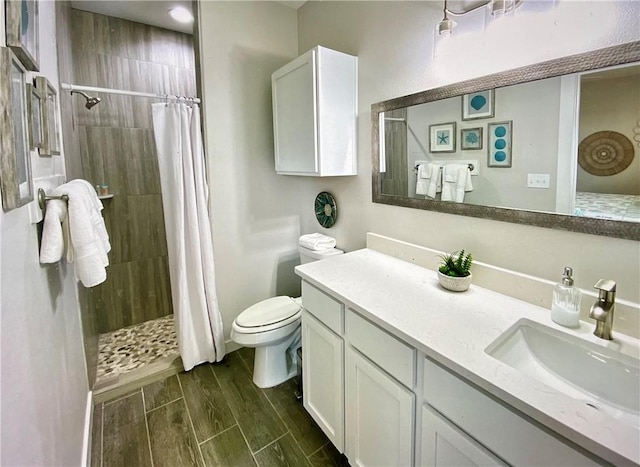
[379,63,640,223]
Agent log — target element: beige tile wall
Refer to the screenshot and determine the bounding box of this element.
[65,9,196,334]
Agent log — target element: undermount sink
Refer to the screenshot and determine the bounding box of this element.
[485,319,640,429]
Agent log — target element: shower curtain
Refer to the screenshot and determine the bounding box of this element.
[152,102,225,371]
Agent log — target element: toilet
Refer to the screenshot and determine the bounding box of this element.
[231,244,343,388]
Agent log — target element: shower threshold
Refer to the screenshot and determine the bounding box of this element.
[94,315,182,400]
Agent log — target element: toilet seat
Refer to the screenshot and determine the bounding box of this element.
[233,296,301,334]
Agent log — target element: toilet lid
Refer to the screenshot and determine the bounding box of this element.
[236,296,301,328]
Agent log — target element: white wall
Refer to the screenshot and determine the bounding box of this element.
[197,0,639,344]
[405,77,561,211]
[198,1,303,343]
[0,1,89,465]
[294,1,640,306]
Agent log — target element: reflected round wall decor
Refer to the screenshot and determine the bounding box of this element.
[315,191,337,228]
[578,131,635,176]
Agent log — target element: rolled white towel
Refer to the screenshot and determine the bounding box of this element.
[299,233,336,251]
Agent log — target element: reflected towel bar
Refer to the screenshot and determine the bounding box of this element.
[414,163,474,172]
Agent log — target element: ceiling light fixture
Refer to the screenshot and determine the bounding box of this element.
[437,0,523,36]
[168,6,193,23]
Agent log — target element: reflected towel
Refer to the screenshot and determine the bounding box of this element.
[299,233,336,251]
[441,164,473,202]
[426,164,442,199]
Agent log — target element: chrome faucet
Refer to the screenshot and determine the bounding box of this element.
[589,279,616,340]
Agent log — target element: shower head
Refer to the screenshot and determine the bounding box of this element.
[71,90,102,109]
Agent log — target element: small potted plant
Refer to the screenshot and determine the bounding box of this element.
[437,250,473,292]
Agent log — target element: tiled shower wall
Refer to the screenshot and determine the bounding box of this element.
[62,10,196,337]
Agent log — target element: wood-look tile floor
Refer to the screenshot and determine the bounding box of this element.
[91,347,350,467]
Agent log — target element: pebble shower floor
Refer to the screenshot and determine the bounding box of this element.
[95,315,179,386]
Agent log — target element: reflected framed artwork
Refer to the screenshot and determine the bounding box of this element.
[429,122,456,153]
[5,0,39,71]
[461,127,483,150]
[488,121,512,167]
[462,90,494,120]
[0,47,33,210]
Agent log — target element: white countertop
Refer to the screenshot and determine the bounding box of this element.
[295,248,640,466]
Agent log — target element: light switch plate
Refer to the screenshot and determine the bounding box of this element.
[527,174,550,189]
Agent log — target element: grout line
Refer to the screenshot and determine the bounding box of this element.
[197,423,238,446]
[252,431,289,457]
[144,395,184,414]
[176,374,207,467]
[306,441,329,461]
[102,388,142,407]
[141,389,156,467]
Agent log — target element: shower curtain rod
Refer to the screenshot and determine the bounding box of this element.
[60,83,201,104]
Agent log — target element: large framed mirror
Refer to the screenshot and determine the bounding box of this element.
[372,41,640,240]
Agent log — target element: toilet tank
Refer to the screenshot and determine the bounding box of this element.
[298,245,344,264]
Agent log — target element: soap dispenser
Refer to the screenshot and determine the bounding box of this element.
[551,267,582,327]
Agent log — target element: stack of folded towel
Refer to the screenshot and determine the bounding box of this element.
[416,163,442,199]
[40,179,111,287]
[299,233,336,251]
[441,164,473,203]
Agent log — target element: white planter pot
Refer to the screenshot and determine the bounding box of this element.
[437,271,472,292]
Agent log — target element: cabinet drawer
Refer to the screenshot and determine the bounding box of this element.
[302,281,343,335]
[347,310,415,388]
[423,357,600,466]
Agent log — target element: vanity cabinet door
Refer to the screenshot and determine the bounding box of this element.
[302,310,344,452]
[420,404,505,467]
[345,347,414,467]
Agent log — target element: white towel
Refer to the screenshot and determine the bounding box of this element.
[441,164,473,202]
[40,179,111,287]
[416,163,429,195]
[299,233,336,251]
[39,199,69,263]
[426,163,442,199]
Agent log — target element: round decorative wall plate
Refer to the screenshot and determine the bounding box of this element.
[578,131,635,176]
[315,191,337,228]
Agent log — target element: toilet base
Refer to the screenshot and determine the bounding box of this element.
[252,327,300,388]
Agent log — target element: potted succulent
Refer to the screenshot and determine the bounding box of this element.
[437,250,473,292]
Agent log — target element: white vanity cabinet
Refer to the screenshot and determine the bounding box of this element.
[300,276,608,467]
[301,282,345,451]
[420,357,600,467]
[420,405,505,467]
[345,310,416,467]
[271,46,357,176]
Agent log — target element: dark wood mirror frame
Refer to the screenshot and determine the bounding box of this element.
[371,41,640,241]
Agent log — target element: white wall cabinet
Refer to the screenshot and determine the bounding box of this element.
[271,46,357,176]
[346,347,415,467]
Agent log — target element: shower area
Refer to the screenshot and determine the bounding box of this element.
[56,3,197,392]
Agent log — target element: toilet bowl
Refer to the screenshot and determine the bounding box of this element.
[231,244,343,388]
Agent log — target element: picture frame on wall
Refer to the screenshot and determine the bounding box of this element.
[0,47,34,210]
[27,82,44,150]
[5,0,40,71]
[35,76,61,156]
[429,122,456,153]
[488,121,513,168]
[461,127,483,150]
[462,90,494,120]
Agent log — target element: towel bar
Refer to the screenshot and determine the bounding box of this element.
[37,188,68,213]
[414,163,474,172]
